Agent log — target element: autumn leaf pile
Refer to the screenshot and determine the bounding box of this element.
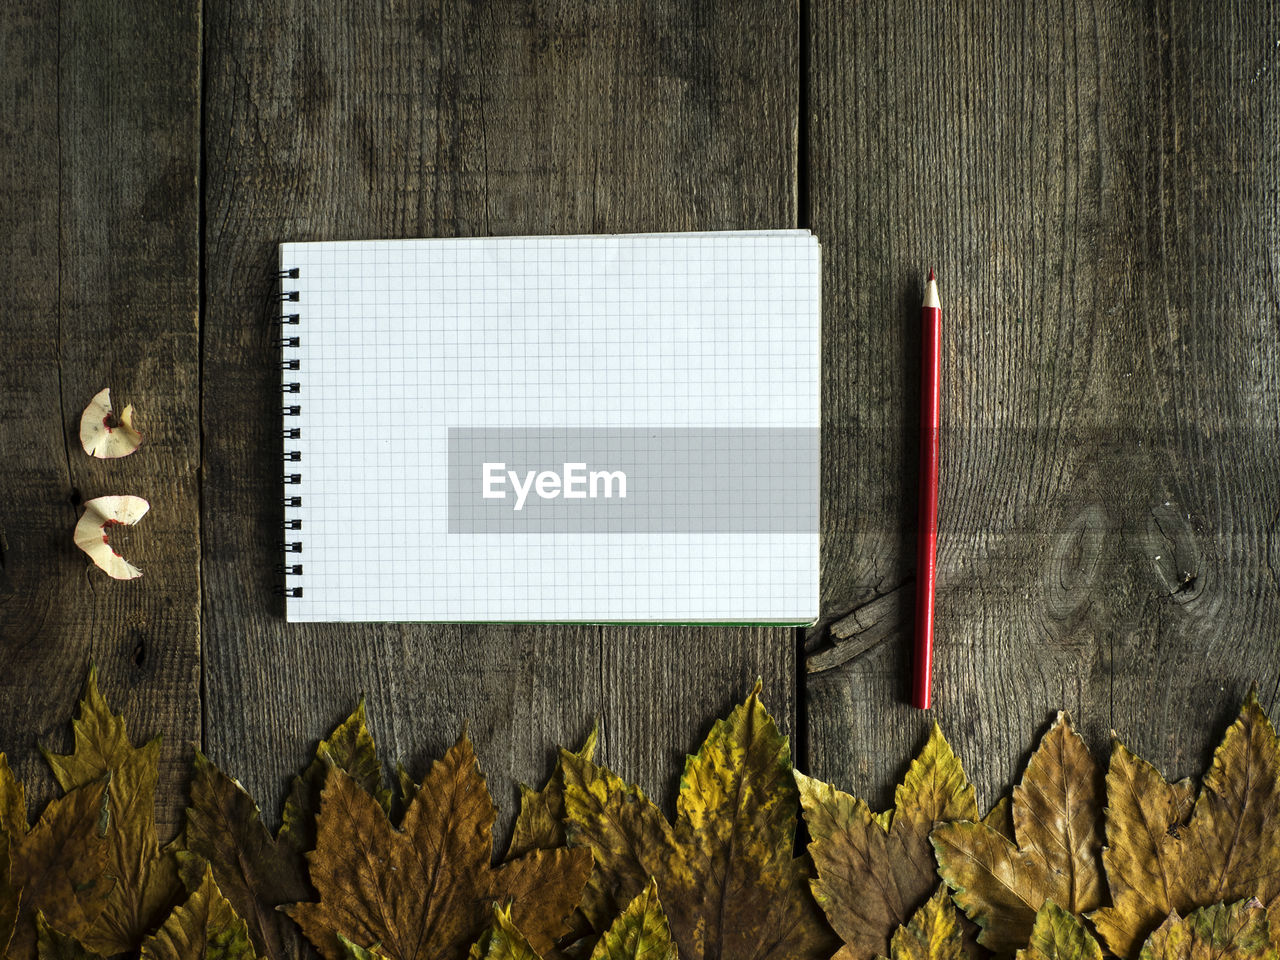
[1,671,1278,960]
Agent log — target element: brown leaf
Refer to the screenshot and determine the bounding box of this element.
[35,912,106,960]
[175,752,308,960]
[0,753,28,841]
[42,667,182,955]
[880,887,969,960]
[467,905,543,960]
[0,835,21,956]
[563,682,837,960]
[1090,693,1280,958]
[798,722,977,960]
[8,781,113,960]
[140,863,263,960]
[1137,900,1273,960]
[508,725,598,860]
[932,713,1104,953]
[982,797,1015,842]
[279,699,392,855]
[285,734,591,960]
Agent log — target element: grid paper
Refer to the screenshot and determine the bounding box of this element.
[279,231,821,623]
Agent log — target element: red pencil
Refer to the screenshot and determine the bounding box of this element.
[913,269,942,709]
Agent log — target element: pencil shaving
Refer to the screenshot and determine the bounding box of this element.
[74,495,149,580]
[79,388,143,458]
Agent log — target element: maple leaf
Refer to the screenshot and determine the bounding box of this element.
[279,699,392,853]
[467,880,678,960]
[41,667,182,955]
[1137,900,1273,960]
[7,781,113,960]
[140,863,264,960]
[931,712,1104,954]
[796,722,977,960]
[1090,693,1280,958]
[35,912,106,960]
[876,887,969,960]
[178,702,391,960]
[0,753,28,841]
[1016,902,1102,960]
[285,733,591,960]
[562,682,838,960]
[508,725,598,860]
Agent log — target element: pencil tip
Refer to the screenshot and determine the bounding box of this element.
[928,266,935,282]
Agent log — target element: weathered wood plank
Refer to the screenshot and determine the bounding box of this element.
[202,0,797,875]
[806,0,1280,808]
[0,1,201,835]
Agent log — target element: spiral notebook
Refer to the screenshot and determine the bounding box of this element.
[279,231,820,624]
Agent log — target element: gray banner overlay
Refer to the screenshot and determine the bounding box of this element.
[447,428,818,534]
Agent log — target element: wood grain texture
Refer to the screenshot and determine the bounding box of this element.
[200,0,798,911]
[0,0,200,836]
[806,0,1280,809]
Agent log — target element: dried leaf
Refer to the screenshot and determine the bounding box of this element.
[73,495,149,580]
[8,782,113,960]
[0,753,28,840]
[1090,694,1280,958]
[35,912,106,960]
[140,863,263,960]
[468,905,543,960]
[285,734,591,960]
[1016,902,1102,960]
[41,667,182,955]
[1137,901,1274,960]
[79,388,142,459]
[175,752,308,960]
[1089,742,1195,957]
[879,887,968,960]
[932,713,1104,953]
[563,682,837,960]
[279,700,392,854]
[508,724,598,860]
[0,835,21,957]
[587,879,678,960]
[1179,695,1280,910]
[982,797,1015,841]
[340,935,393,960]
[797,722,977,959]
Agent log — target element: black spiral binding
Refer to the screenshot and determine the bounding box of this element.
[278,266,304,600]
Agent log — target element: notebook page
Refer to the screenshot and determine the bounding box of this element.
[280,231,820,623]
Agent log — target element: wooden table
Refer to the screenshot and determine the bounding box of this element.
[2,0,1277,844]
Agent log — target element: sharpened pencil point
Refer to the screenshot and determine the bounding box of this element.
[928,267,935,282]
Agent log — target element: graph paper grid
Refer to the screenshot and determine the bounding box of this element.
[279,231,820,623]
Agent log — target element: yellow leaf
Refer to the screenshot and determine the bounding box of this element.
[588,879,678,960]
[882,888,968,960]
[41,667,182,955]
[507,724,598,860]
[467,905,542,960]
[932,713,1103,953]
[564,682,837,960]
[1137,901,1275,960]
[139,863,263,960]
[798,723,977,960]
[1179,694,1280,909]
[1090,693,1280,957]
[1089,742,1195,957]
[1017,902,1102,960]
